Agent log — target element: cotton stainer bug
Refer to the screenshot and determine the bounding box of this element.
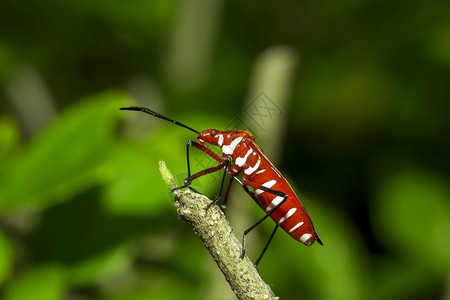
[120,106,323,266]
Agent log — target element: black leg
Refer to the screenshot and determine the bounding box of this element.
[172,162,226,193]
[182,140,196,193]
[205,156,232,210]
[254,224,278,268]
[220,176,234,214]
[173,140,233,211]
[173,140,225,193]
[234,178,288,260]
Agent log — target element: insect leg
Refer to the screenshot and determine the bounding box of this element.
[205,156,233,210]
[235,179,288,261]
[220,176,234,213]
[189,140,223,162]
[172,161,226,193]
[177,140,224,193]
[254,224,278,268]
[174,141,233,212]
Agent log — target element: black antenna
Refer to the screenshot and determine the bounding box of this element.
[120,106,200,134]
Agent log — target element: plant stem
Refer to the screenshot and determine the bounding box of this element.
[159,160,278,300]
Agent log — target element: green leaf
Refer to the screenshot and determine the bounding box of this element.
[0,228,14,284]
[0,117,20,176]
[101,127,190,216]
[0,91,128,212]
[3,264,66,300]
[373,170,450,269]
[262,198,371,300]
[68,245,132,287]
[101,144,173,216]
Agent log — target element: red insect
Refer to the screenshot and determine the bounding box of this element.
[121,106,323,266]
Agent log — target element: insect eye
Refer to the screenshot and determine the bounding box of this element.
[210,130,216,136]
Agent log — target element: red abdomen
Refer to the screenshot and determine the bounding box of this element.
[242,145,322,246]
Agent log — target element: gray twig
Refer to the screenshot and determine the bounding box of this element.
[159,160,278,300]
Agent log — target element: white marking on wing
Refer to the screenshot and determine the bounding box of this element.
[266,195,284,211]
[263,180,277,188]
[244,157,261,175]
[255,179,276,195]
[299,233,312,243]
[222,137,243,155]
[235,148,253,167]
[289,222,304,233]
[278,208,297,224]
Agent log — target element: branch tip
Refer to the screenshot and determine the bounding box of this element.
[158,160,278,300]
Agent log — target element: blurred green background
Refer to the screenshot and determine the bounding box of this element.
[1,1,449,299]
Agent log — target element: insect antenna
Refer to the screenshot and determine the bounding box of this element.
[120,106,200,134]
